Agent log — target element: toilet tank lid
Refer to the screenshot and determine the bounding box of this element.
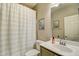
[36,40,45,44]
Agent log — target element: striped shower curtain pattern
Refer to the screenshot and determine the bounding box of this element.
[0,3,36,56]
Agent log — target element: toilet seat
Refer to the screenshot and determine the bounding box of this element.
[25,49,40,56]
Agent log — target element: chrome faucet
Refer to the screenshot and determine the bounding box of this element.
[59,39,66,46]
[59,36,67,46]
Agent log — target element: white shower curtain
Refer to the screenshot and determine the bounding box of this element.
[19,5,28,55]
[0,3,36,56]
[9,4,21,56]
[0,3,11,56]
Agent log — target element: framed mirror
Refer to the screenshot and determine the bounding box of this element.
[39,18,45,30]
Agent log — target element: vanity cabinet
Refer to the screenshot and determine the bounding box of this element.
[40,46,61,56]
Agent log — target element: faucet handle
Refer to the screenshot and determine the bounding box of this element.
[59,39,62,44]
[63,42,66,46]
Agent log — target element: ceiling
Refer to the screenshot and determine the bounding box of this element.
[20,3,37,8]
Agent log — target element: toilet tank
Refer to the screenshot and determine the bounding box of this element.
[36,40,45,50]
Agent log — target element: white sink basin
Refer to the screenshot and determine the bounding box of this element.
[54,44,72,53]
[41,41,73,54]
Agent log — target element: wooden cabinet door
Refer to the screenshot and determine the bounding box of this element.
[41,46,58,56]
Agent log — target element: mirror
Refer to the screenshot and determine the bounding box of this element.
[51,3,79,42]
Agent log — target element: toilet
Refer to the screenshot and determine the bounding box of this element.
[25,40,44,56]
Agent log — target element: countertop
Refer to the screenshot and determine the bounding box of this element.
[40,40,79,56]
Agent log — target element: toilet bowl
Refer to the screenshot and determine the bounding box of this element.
[25,40,44,56]
[25,49,40,56]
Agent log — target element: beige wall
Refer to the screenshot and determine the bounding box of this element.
[34,3,52,41]
[52,4,79,38]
